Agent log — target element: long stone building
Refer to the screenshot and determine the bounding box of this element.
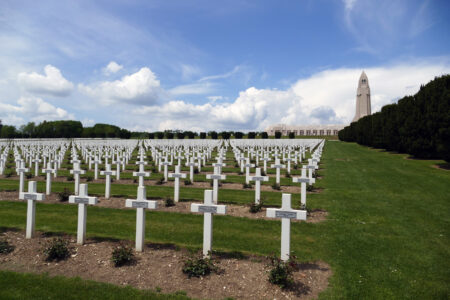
[265,71,371,136]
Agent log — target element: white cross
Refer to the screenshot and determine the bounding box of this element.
[243,158,255,184]
[306,164,317,184]
[270,158,286,185]
[42,162,55,195]
[125,186,157,252]
[266,193,306,261]
[191,190,227,258]
[160,157,172,182]
[168,165,186,202]
[292,167,312,208]
[100,164,116,199]
[93,156,101,180]
[32,157,41,177]
[16,160,29,193]
[249,167,269,204]
[133,163,150,187]
[103,153,111,165]
[239,156,246,173]
[70,162,86,195]
[69,184,98,244]
[19,181,45,239]
[50,158,59,178]
[206,166,226,204]
[284,154,293,174]
[112,157,122,180]
[185,157,198,182]
[261,155,270,173]
[212,161,226,177]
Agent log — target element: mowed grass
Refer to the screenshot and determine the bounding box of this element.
[0,141,449,299]
[0,270,190,300]
[0,177,321,207]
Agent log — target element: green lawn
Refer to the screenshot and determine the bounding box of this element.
[0,141,449,299]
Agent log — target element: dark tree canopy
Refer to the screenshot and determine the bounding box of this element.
[339,74,450,162]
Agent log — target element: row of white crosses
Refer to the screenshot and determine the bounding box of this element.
[18,179,305,261]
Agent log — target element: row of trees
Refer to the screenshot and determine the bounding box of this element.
[0,121,134,139]
[339,74,450,162]
[0,121,273,139]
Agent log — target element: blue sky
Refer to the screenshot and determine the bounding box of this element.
[0,0,449,131]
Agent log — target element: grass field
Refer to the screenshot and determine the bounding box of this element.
[0,141,449,299]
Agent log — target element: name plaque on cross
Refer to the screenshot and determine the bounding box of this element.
[209,175,223,180]
[275,211,297,219]
[24,194,37,200]
[198,206,217,213]
[134,172,148,176]
[252,176,265,181]
[132,201,149,208]
[294,178,310,183]
[74,197,89,204]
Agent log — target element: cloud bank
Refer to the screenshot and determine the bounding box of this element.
[17,65,74,97]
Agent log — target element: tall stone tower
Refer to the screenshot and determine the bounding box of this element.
[352,71,371,122]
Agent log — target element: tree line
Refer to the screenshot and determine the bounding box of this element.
[0,121,273,139]
[339,74,450,162]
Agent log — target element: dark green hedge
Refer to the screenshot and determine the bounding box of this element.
[339,74,450,162]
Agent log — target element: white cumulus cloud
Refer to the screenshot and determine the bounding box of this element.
[103,61,123,75]
[79,67,162,105]
[127,60,450,132]
[17,65,74,97]
[0,96,74,123]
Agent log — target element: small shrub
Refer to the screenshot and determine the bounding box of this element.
[285,173,291,178]
[261,170,267,176]
[67,174,74,181]
[293,164,298,170]
[133,178,137,183]
[151,166,158,173]
[43,237,70,261]
[194,167,199,174]
[249,202,263,213]
[3,169,13,178]
[165,197,175,207]
[234,163,239,168]
[57,188,71,202]
[306,185,314,192]
[184,179,192,185]
[25,172,33,179]
[156,176,165,185]
[312,172,319,179]
[242,183,252,189]
[0,239,15,254]
[272,183,281,190]
[182,253,218,278]
[238,171,243,175]
[111,244,135,267]
[86,175,93,182]
[268,254,297,288]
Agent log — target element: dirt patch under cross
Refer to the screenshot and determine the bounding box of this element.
[0,230,332,300]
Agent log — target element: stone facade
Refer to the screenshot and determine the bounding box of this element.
[265,124,344,136]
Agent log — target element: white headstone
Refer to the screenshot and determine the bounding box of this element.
[19,181,45,239]
[266,193,306,261]
[191,190,227,258]
[125,186,157,252]
[69,184,98,244]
